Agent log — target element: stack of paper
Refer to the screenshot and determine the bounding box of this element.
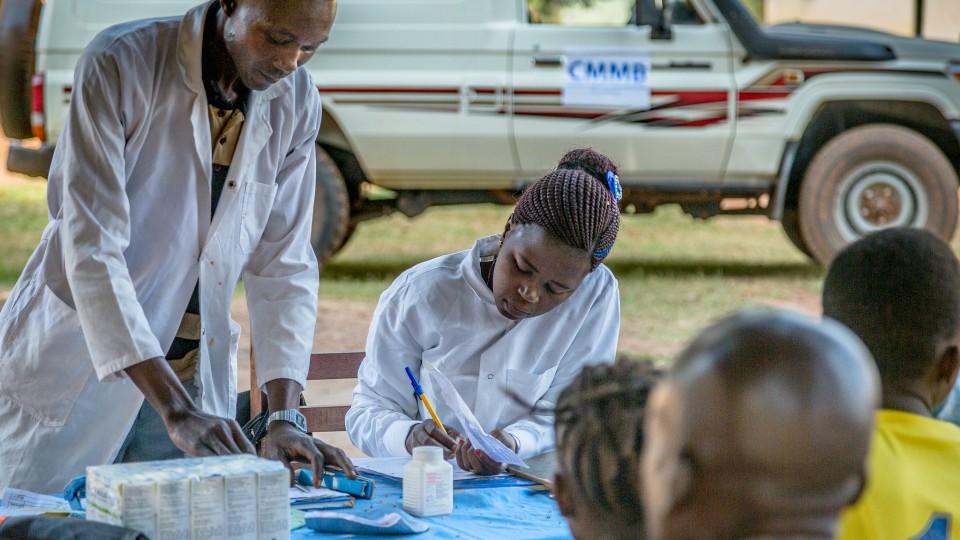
[288,485,354,511]
[352,457,535,489]
[86,454,289,540]
[0,488,77,519]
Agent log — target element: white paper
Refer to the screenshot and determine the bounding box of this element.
[354,456,512,483]
[0,488,72,511]
[420,363,526,468]
[289,485,351,503]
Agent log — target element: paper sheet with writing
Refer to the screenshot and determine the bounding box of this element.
[353,457,509,482]
[0,488,72,511]
[289,485,351,503]
[423,363,526,468]
[0,487,75,517]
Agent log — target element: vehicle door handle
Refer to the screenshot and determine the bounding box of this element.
[664,61,711,69]
[532,55,563,67]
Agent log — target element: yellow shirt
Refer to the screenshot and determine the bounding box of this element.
[838,409,960,540]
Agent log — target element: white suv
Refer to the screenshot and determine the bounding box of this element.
[3,0,960,265]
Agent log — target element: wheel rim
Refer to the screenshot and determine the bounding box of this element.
[835,162,926,240]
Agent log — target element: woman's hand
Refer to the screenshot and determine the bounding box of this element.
[453,429,516,476]
[405,419,460,459]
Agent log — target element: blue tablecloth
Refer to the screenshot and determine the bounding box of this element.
[292,479,572,539]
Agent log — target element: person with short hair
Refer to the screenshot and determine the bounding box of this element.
[641,308,879,540]
[346,148,622,475]
[553,357,661,540]
[0,0,356,494]
[823,227,960,540]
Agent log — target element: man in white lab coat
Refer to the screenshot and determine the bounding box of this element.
[0,0,355,494]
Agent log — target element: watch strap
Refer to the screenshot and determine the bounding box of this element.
[267,408,308,434]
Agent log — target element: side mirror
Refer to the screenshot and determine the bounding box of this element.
[635,0,673,39]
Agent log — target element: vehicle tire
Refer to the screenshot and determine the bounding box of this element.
[780,205,813,259]
[334,223,357,253]
[798,124,959,266]
[312,146,351,267]
[0,0,43,139]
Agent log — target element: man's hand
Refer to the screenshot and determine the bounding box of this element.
[125,357,255,457]
[261,421,358,485]
[405,419,460,459]
[164,408,255,456]
[453,429,515,476]
[260,378,359,485]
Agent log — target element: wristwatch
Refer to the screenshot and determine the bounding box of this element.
[267,408,308,434]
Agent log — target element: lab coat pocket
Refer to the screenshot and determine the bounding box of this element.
[505,365,559,408]
[0,284,93,427]
[238,181,278,253]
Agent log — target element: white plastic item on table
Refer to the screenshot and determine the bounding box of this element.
[402,446,453,517]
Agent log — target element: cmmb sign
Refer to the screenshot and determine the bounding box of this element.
[562,48,651,110]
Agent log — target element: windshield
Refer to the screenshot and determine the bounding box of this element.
[760,1,955,41]
[526,0,705,26]
[525,0,956,42]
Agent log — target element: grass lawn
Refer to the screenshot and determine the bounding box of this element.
[0,177,834,362]
[0,177,48,285]
[324,203,826,361]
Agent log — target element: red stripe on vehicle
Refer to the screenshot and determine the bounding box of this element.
[317,87,459,94]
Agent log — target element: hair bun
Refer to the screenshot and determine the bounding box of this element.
[557,148,619,182]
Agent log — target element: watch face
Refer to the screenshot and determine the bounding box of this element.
[270,409,308,434]
[293,411,307,432]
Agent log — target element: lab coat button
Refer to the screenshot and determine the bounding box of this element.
[487,374,494,380]
[227,181,236,188]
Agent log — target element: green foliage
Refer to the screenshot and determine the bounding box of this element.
[528,0,595,23]
[741,0,763,21]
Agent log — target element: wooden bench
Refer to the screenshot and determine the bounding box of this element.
[249,350,365,433]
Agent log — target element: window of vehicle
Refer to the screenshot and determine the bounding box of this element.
[527,0,634,26]
[527,0,704,26]
[662,0,703,25]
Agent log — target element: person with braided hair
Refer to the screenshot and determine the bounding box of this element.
[346,148,622,474]
[553,357,661,540]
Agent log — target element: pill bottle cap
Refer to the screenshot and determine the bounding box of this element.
[412,446,443,461]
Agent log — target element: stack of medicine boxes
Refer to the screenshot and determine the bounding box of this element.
[86,454,289,540]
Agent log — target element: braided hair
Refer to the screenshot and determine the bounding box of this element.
[555,356,661,521]
[512,148,622,271]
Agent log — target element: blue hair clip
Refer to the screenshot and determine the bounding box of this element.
[593,245,612,259]
[606,171,622,203]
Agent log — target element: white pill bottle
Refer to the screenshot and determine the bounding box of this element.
[403,446,453,517]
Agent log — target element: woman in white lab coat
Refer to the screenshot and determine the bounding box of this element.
[0,0,353,494]
[346,148,622,474]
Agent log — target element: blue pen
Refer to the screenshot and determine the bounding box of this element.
[405,366,448,435]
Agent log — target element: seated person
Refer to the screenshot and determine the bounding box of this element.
[641,308,879,540]
[346,148,623,474]
[553,357,661,540]
[823,228,960,540]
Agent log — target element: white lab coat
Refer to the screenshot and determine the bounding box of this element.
[346,235,620,458]
[0,3,320,493]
